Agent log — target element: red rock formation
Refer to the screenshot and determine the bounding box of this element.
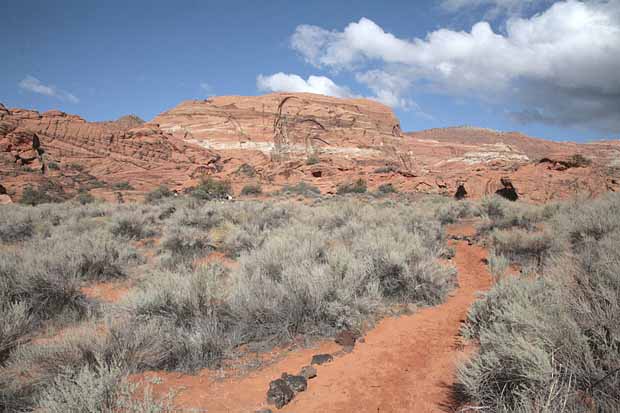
[2,94,619,203]
[154,94,620,201]
[0,103,220,201]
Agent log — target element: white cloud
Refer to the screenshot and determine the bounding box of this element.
[18,76,79,103]
[256,72,419,110]
[257,72,357,99]
[288,1,620,132]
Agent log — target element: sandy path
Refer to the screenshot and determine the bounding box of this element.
[142,222,492,412]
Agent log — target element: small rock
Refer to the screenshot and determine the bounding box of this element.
[266,378,294,409]
[299,365,317,379]
[335,330,357,347]
[311,354,334,365]
[281,373,308,392]
[255,409,273,413]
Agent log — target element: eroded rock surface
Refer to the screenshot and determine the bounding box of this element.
[2,94,619,202]
[0,104,220,200]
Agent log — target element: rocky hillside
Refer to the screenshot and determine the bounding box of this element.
[0,103,220,202]
[1,94,619,203]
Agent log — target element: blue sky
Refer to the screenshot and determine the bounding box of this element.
[1,0,619,141]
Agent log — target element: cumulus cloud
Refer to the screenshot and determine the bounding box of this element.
[257,72,358,99]
[18,76,79,103]
[256,72,419,110]
[288,1,620,132]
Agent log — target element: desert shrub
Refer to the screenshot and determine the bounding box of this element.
[0,302,33,363]
[229,202,455,342]
[377,183,397,194]
[306,154,320,165]
[121,264,237,371]
[477,196,545,235]
[34,359,174,413]
[19,182,67,206]
[75,189,95,205]
[0,326,173,412]
[566,153,592,168]
[159,226,212,268]
[68,163,85,171]
[112,181,135,191]
[490,228,554,268]
[169,204,223,230]
[240,184,262,196]
[47,161,60,170]
[374,165,398,173]
[234,163,256,177]
[145,185,174,203]
[486,251,509,279]
[0,207,34,242]
[281,182,320,197]
[189,178,231,200]
[459,193,620,411]
[110,211,155,240]
[435,200,483,224]
[337,178,367,194]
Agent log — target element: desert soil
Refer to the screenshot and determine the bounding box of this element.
[140,221,493,413]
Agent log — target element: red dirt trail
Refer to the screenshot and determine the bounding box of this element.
[141,222,493,412]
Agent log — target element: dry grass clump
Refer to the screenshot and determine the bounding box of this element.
[110,210,157,240]
[490,228,554,269]
[0,206,34,242]
[458,193,620,412]
[435,199,484,224]
[476,196,548,235]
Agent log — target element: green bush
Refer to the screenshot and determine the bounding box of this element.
[145,185,174,203]
[76,190,95,205]
[281,182,321,197]
[566,153,592,168]
[112,181,135,191]
[240,184,262,196]
[189,178,231,200]
[374,165,398,173]
[377,183,397,194]
[47,161,60,170]
[19,182,68,206]
[68,163,85,171]
[337,178,367,194]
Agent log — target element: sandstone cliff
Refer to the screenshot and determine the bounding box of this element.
[2,94,619,203]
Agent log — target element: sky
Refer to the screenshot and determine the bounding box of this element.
[1,0,619,141]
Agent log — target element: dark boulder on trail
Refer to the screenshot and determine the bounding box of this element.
[281,372,308,392]
[266,378,294,408]
[311,353,334,365]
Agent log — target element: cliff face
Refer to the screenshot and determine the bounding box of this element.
[153,93,403,155]
[1,94,619,203]
[0,103,220,201]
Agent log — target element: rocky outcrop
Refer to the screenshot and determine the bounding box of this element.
[2,94,619,202]
[154,93,402,157]
[0,104,220,200]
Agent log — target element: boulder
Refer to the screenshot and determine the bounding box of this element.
[281,373,307,393]
[311,354,334,365]
[266,378,294,409]
[298,365,317,380]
